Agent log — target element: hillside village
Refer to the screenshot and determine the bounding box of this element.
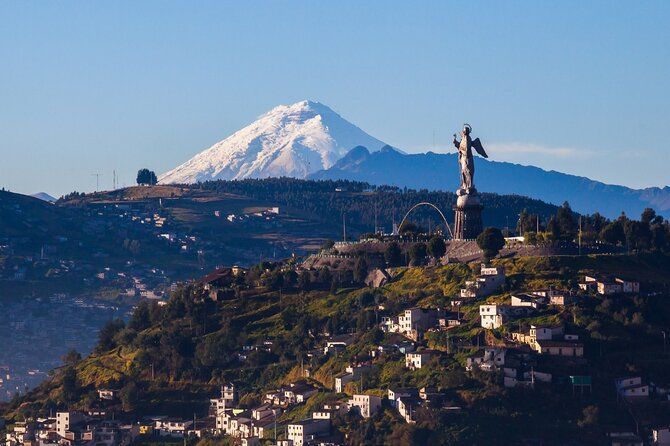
[2,181,670,445]
[2,247,670,445]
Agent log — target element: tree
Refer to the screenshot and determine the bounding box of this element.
[384,242,402,267]
[136,168,157,186]
[556,201,576,239]
[357,290,375,308]
[317,267,332,285]
[266,270,284,290]
[546,216,560,241]
[61,366,79,403]
[600,220,625,245]
[97,319,126,352]
[625,220,652,251]
[476,227,505,262]
[427,236,446,259]
[353,257,368,284]
[298,271,311,290]
[409,243,427,265]
[120,381,139,412]
[641,208,656,225]
[61,349,81,366]
[128,301,151,331]
[321,239,335,251]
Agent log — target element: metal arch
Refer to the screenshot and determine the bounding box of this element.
[398,202,454,239]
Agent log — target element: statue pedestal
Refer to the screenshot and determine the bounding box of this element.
[453,188,483,240]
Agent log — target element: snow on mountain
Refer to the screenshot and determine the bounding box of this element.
[159,100,387,184]
[31,192,57,203]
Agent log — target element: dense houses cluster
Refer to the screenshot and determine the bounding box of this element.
[221,207,281,226]
[467,268,670,445]
[4,257,667,446]
[5,411,138,446]
[579,274,640,295]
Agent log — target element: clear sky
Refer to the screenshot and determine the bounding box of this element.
[2,1,669,197]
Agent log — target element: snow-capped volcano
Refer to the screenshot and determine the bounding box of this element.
[159,100,387,184]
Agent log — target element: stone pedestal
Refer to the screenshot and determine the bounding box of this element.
[453,188,483,240]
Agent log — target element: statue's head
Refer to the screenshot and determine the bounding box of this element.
[463,123,472,135]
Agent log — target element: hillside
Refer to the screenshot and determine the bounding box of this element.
[191,177,561,233]
[5,253,670,444]
[0,179,564,303]
[309,146,670,218]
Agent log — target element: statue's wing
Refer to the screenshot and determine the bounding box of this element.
[471,138,488,158]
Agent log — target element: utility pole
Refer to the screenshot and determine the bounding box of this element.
[578,215,582,255]
[342,212,347,242]
[91,173,102,191]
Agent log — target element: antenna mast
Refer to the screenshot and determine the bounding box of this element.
[91,173,102,192]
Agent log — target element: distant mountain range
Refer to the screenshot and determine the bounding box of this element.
[310,146,670,218]
[159,101,669,218]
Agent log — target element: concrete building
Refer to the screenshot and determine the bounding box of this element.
[346,394,382,418]
[56,411,85,438]
[286,419,330,446]
[405,350,436,370]
[479,304,512,329]
[615,377,649,400]
[461,265,505,298]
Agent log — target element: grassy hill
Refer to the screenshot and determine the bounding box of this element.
[4,252,670,444]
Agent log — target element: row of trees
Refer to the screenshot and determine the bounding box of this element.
[518,202,670,252]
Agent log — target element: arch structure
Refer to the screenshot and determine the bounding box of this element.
[398,202,454,239]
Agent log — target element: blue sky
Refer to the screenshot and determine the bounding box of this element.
[1,1,669,197]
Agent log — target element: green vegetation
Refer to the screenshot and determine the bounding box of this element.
[136,169,158,186]
[3,253,670,445]
[476,227,505,262]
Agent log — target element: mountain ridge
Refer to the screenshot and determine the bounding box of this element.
[309,146,670,218]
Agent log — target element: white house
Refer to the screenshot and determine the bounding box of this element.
[511,293,545,309]
[346,394,382,418]
[323,335,353,355]
[615,277,640,294]
[56,411,85,438]
[334,364,375,393]
[466,347,507,371]
[387,388,418,408]
[461,265,505,298]
[479,304,512,329]
[397,396,423,423]
[615,377,649,400]
[405,350,436,370]
[286,419,330,446]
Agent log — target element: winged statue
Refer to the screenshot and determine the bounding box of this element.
[453,123,487,190]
